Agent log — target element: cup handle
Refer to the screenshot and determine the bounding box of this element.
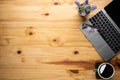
[93,68,98,72]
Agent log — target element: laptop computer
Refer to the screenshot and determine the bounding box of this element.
[80,0,120,61]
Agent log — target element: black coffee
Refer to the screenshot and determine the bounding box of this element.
[99,64,114,78]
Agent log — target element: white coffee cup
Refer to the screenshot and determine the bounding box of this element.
[97,62,115,79]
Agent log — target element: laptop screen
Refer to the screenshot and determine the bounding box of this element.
[105,0,120,28]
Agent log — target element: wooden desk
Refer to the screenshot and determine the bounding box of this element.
[0,0,120,80]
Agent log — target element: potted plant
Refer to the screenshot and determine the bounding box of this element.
[75,0,97,17]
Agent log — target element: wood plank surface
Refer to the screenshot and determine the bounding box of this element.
[0,0,120,80]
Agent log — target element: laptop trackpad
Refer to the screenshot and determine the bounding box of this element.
[88,33,107,49]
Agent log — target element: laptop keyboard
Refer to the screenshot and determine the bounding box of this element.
[89,11,120,53]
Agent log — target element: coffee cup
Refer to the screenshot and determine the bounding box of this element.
[94,62,115,79]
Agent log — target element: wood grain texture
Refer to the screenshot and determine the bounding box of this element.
[0,0,120,80]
